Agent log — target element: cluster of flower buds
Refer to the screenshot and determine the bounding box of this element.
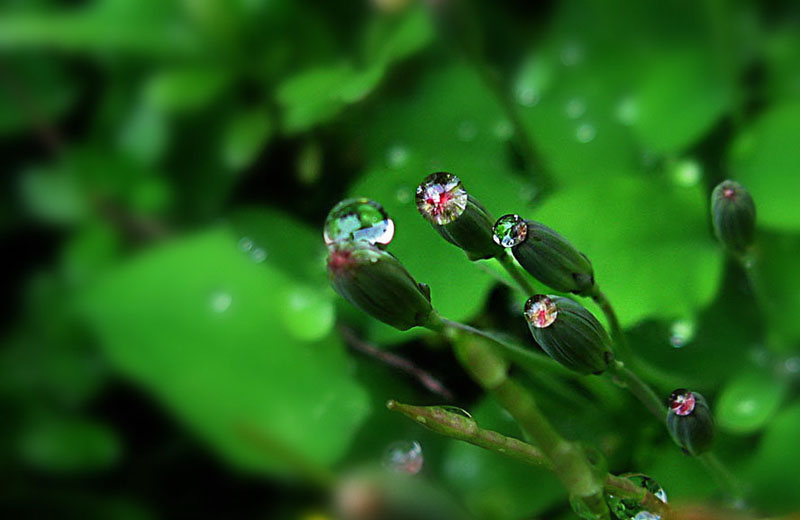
[493,214,595,296]
[325,199,434,331]
[666,389,715,456]
[524,295,614,375]
[415,172,503,261]
[710,179,756,254]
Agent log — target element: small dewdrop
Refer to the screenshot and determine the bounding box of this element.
[669,389,696,416]
[493,214,528,247]
[323,198,395,247]
[605,474,667,520]
[524,295,558,328]
[382,440,423,475]
[415,172,468,225]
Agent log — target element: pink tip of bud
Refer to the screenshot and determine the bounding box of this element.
[669,389,696,416]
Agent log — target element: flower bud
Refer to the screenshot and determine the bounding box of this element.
[416,172,503,261]
[328,241,434,331]
[711,180,756,253]
[524,295,613,375]
[494,215,594,295]
[666,389,714,456]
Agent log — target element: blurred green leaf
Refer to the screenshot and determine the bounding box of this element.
[351,63,533,343]
[729,103,800,231]
[144,67,230,113]
[81,228,369,475]
[18,415,120,473]
[221,110,273,170]
[755,231,800,346]
[20,167,89,225]
[748,403,800,512]
[118,102,169,165]
[716,371,787,434]
[442,397,565,519]
[533,175,724,327]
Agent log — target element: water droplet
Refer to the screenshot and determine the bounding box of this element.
[515,85,540,107]
[606,474,667,520]
[560,41,584,67]
[440,405,473,419]
[386,144,409,169]
[575,123,596,143]
[565,98,586,119]
[524,295,558,328]
[492,214,528,247]
[457,120,478,142]
[783,356,800,374]
[382,440,423,475]
[615,96,638,126]
[415,172,468,225]
[250,247,267,263]
[671,159,702,187]
[238,236,253,252]
[669,389,696,416]
[324,198,395,247]
[493,119,514,140]
[669,319,696,348]
[209,291,232,313]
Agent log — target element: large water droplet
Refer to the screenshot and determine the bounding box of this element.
[386,144,409,169]
[324,198,395,247]
[457,120,478,142]
[575,123,596,143]
[382,440,423,475]
[606,474,667,520]
[669,389,696,416]
[669,319,696,348]
[565,98,587,119]
[524,295,558,328]
[493,214,528,247]
[415,172,468,225]
[209,291,232,313]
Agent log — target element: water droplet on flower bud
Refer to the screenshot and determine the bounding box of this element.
[415,172,468,225]
[669,389,696,416]
[492,214,528,247]
[606,474,667,520]
[324,199,395,247]
[382,440,423,475]
[524,295,558,328]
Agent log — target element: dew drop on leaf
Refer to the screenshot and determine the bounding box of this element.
[524,295,558,328]
[415,172,468,225]
[323,198,395,247]
[492,214,528,248]
[382,440,423,475]
[606,474,667,520]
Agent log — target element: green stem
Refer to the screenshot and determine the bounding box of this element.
[388,399,675,519]
[426,315,610,519]
[736,247,788,353]
[496,250,537,297]
[608,361,665,420]
[700,452,745,504]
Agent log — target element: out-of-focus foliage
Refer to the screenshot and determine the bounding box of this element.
[2,0,800,518]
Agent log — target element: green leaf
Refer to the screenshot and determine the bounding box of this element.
[728,103,800,231]
[350,63,534,343]
[144,67,230,113]
[748,403,800,513]
[19,167,89,225]
[221,110,273,170]
[533,175,724,327]
[118,102,169,165]
[442,397,565,519]
[80,228,369,475]
[755,231,800,345]
[18,415,120,473]
[631,49,732,154]
[716,372,787,434]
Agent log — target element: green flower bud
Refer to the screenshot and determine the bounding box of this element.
[524,295,613,375]
[666,389,714,456]
[416,172,503,261]
[328,241,434,331]
[711,180,756,253]
[494,215,594,295]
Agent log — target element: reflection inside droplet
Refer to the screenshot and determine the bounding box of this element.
[324,198,395,247]
[493,214,528,248]
[606,474,667,520]
[382,440,423,475]
[524,295,558,328]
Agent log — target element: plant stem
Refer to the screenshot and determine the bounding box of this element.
[496,250,537,297]
[736,247,788,353]
[608,361,665,420]
[700,452,745,504]
[426,315,611,519]
[387,399,676,519]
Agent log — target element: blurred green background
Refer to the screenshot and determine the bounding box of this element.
[2,0,800,518]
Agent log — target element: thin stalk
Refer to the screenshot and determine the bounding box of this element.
[736,247,788,353]
[496,250,537,297]
[426,314,610,519]
[700,453,745,504]
[388,399,676,519]
[608,361,665,420]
